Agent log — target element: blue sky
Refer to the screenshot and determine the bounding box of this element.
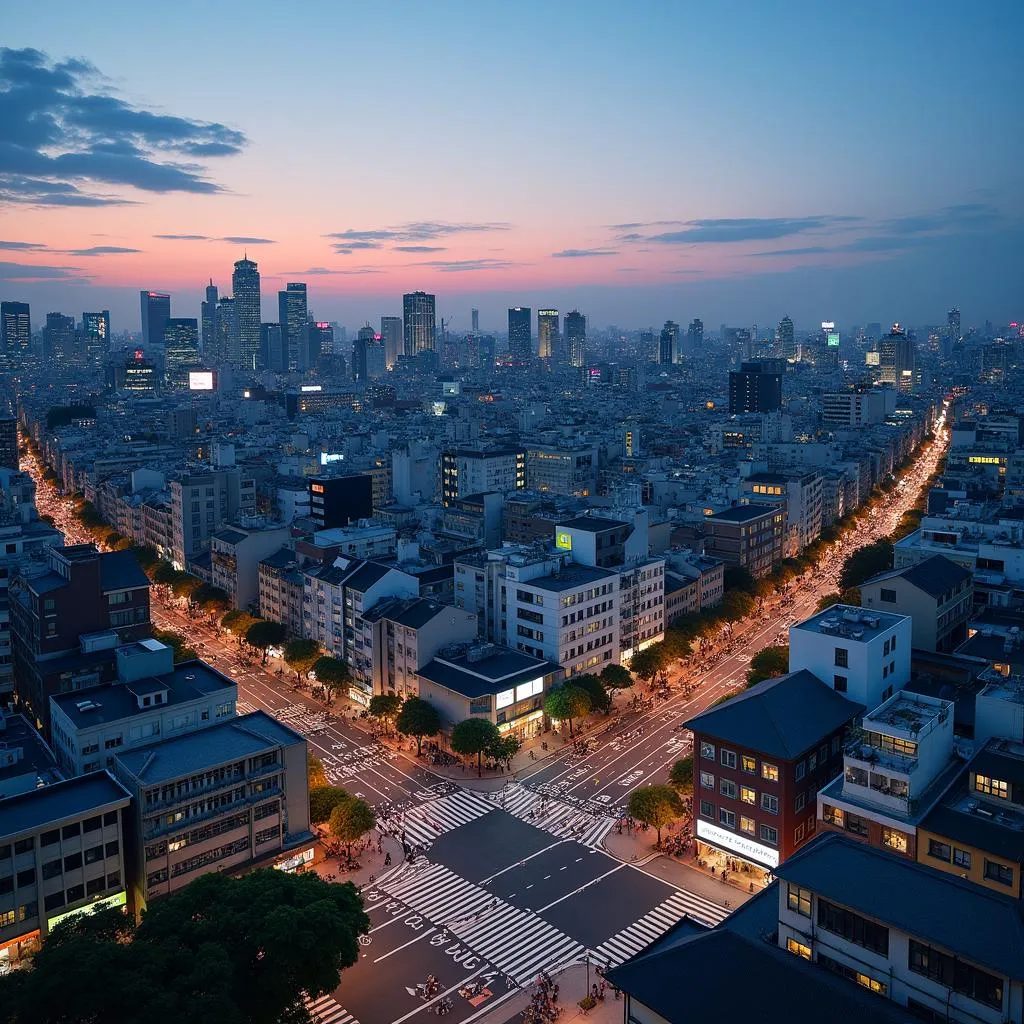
[1,0,1022,331]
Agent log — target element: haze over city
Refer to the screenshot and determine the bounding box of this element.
[2,0,1022,330]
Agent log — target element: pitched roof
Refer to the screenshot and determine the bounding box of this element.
[683,669,863,760]
[863,554,972,599]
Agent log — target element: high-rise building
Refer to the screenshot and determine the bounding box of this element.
[231,257,261,370]
[163,318,200,388]
[201,280,218,357]
[381,316,402,368]
[308,321,333,367]
[216,296,235,364]
[1,302,31,356]
[728,360,783,414]
[879,323,916,393]
[537,309,559,359]
[687,318,704,354]
[81,310,110,363]
[43,313,75,362]
[278,282,307,372]
[352,324,375,381]
[0,418,18,471]
[948,307,961,345]
[659,321,679,365]
[565,310,586,368]
[403,291,436,356]
[777,315,795,359]
[471,308,480,334]
[139,291,170,350]
[508,307,532,362]
[639,329,654,360]
[260,322,283,372]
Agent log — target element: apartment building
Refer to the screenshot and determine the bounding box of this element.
[524,444,598,498]
[111,710,311,917]
[441,447,525,506]
[257,548,306,637]
[169,468,256,570]
[308,524,397,560]
[739,470,823,555]
[210,519,291,611]
[703,504,786,578]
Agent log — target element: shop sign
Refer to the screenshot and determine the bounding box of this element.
[696,820,780,868]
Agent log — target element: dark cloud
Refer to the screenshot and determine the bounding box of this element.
[0,260,85,280]
[62,245,141,256]
[880,202,1000,236]
[552,248,619,258]
[646,217,840,244]
[0,47,246,206]
[0,239,47,251]
[607,220,685,230]
[326,222,512,244]
[749,245,832,258]
[220,236,275,245]
[279,267,344,276]
[154,233,209,240]
[393,245,447,253]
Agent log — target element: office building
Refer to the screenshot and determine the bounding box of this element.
[43,313,75,362]
[260,322,283,372]
[879,324,916,394]
[659,321,679,365]
[565,310,586,367]
[948,307,961,344]
[0,302,31,356]
[380,316,402,369]
[729,360,783,414]
[309,474,373,529]
[168,468,256,570]
[200,281,218,358]
[278,283,307,372]
[687,318,704,355]
[139,292,170,351]
[471,308,480,333]
[778,315,795,359]
[81,311,110,363]
[739,469,824,555]
[162,318,200,389]
[525,444,598,497]
[703,504,786,578]
[231,257,261,370]
[508,307,532,362]
[307,321,332,369]
[403,292,436,356]
[111,710,312,916]
[352,324,374,381]
[822,390,887,428]
[120,351,158,394]
[441,446,525,505]
[215,295,235,365]
[0,420,18,472]
[537,309,559,359]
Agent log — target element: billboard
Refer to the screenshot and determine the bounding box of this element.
[320,452,344,466]
[300,384,322,393]
[47,890,127,931]
[827,332,840,348]
[188,370,215,391]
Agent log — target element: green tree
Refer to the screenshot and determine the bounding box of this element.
[190,584,231,615]
[328,796,376,859]
[600,663,633,693]
[487,734,521,766]
[395,697,441,755]
[151,561,179,586]
[571,673,611,714]
[284,639,321,681]
[543,684,592,737]
[309,785,351,825]
[308,754,328,790]
[720,589,755,621]
[368,694,402,735]
[221,609,259,637]
[451,717,501,776]
[312,656,350,704]
[627,784,685,847]
[723,565,757,594]
[152,629,197,664]
[839,538,894,591]
[745,644,789,687]
[170,574,203,600]
[245,620,286,664]
[669,756,693,793]
[661,630,693,662]
[629,645,664,685]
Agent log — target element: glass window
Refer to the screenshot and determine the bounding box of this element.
[700,741,715,760]
[42,859,62,880]
[833,675,848,693]
[795,760,805,780]
[40,829,60,847]
[795,792,806,813]
[84,845,104,865]
[817,898,889,957]
[741,755,756,774]
[975,774,1009,799]
[719,808,736,828]
[61,823,80,840]
[699,800,714,819]
[953,848,972,869]
[760,825,778,845]
[103,811,118,826]
[719,779,737,799]
[787,884,812,917]
[786,938,812,960]
[984,860,1013,887]
[909,940,1003,1010]
[739,816,755,835]
[808,752,817,771]
[880,588,897,603]
[740,786,756,805]
[83,816,102,834]
[881,828,909,854]
[928,839,952,862]
[13,838,34,855]
[834,647,849,668]
[720,749,737,769]
[63,852,82,871]
[761,793,778,814]
[845,813,869,837]
[700,771,715,789]
[761,763,779,782]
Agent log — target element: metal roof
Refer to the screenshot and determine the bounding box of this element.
[0,771,131,840]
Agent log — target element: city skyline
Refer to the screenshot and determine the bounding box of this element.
[1,2,1022,329]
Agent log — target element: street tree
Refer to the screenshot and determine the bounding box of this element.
[600,664,633,693]
[661,630,693,662]
[669,756,693,794]
[627,785,685,847]
[395,697,441,755]
[151,561,179,586]
[309,785,351,824]
[368,694,402,735]
[839,538,893,591]
[311,656,350,704]
[571,673,611,714]
[170,574,203,600]
[451,717,501,776]
[221,609,259,638]
[328,796,376,860]
[245,620,286,664]
[745,645,789,687]
[308,754,328,789]
[190,584,231,615]
[543,684,592,737]
[284,639,321,681]
[628,646,664,686]
[487,734,521,767]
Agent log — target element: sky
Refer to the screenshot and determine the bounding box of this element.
[1,0,1022,334]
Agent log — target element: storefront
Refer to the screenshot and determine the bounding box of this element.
[0,929,40,966]
[275,846,316,873]
[498,708,545,741]
[695,820,777,885]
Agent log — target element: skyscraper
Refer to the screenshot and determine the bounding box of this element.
[260,322,283,372]
[231,257,261,370]
[201,281,218,357]
[471,308,480,334]
[403,292,436,356]
[659,321,680,365]
[777,315,795,359]
[216,296,235,365]
[278,282,307,372]
[81,310,110,363]
[44,313,75,362]
[139,291,170,349]
[687,318,704,355]
[381,316,402,369]
[163,318,201,388]
[565,310,586,368]
[307,322,333,367]
[0,302,31,356]
[879,323,915,393]
[352,324,375,381]
[537,309,559,359]
[508,307,532,361]
[948,307,961,345]
[728,361,783,414]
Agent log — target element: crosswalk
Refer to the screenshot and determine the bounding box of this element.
[377,862,584,985]
[304,993,359,1024]
[392,788,495,849]
[493,784,615,849]
[592,889,729,966]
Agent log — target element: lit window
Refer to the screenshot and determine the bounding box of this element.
[739,816,755,835]
[787,884,812,918]
[975,774,1008,799]
[741,755,756,774]
[740,786,756,805]
[761,763,779,782]
[786,938,812,960]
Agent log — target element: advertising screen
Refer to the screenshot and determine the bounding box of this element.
[188,370,215,391]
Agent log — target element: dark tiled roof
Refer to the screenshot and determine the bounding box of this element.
[555,515,627,532]
[864,554,972,599]
[683,670,863,760]
[344,561,396,592]
[212,527,248,545]
[99,549,150,592]
[707,503,778,523]
[0,771,131,839]
[418,647,559,699]
[774,832,1024,980]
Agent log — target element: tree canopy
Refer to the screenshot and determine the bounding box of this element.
[839,538,893,591]
[0,869,368,1024]
[669,756,693,793]
[311,656,350,702]
[451,717,501,775]
[395,697,441,755]
[221,609,259,636]
[245,620,286,663]
[628,646,664,683]
[570,673,611,714]
[600,664,633,691]
[309,785,351,825]
[328,797,376,857]
[153,629,197,665]
[627,784,685,846]
[368,694,402,733]
[308,754,328,790]
[745,645,789,687]
[544,684,592,736]
[284,639,321,679]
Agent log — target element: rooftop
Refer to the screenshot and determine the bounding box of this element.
[0,712,61,793]
[525,563,617,594]
[418,645,559,699]
[792,604,908,640]
[555,515,628,533]
[706,502,779,523]
[0,771,131,840]
[863,690,952,737]
[863,554,972,600]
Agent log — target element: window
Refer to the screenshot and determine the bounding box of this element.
[817,898,889,956]
[719,808,736,828]
[881,828,909,854]
[700,741,715,760]
[795,760,805,780]
[42,859,62,880]
[909,940,1003,1010]
[833,674,848,693]
[86,876,106,896]
[786,937,812,960]
[831,736,840,755]
[0,910,14,929]
[795,792,806,813]
[63,852,82,871]
[927,839,952,863]
[699,801,714,819]
[822,804,844,827]
[720,749,737,769]
[880,588,897,603]
[760,825,778,845]
[741,754,756,774]
[818,954,888,996]
[794,823,805,843]
[107,871,121,888]
[40,829,59,847]
[700,771,715,789]
[105,840,119,857]
[84,845,104,865]
[761,793,778,814]
[61,824,79,840]
[0,877,10,896]
[834,646,848,668]
[953,848,972,869]
[103,811,118,826]
[807,752,817,771]
[761,763,779,782]
[984,860,1013,887]
[787,884,812,917]
[719,779,737,799]
[16,869,35,887]
[891,635,897,651]
[740,786,756,805]
[845,813,869,837]
[83,816,101,834]
[740,816,755,835]
[43,891,65,912]
[13,838,34,855]
[975,774,1009,799]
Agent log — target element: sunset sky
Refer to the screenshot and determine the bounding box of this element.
[2,0,1022,332]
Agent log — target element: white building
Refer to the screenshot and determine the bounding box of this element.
[440,446,525,506]
[169,468,256,569]
[210,519,292,611]
[310,524,397,560]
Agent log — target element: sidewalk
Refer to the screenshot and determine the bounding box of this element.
[474,964,624,1024]
[307,830,404,891]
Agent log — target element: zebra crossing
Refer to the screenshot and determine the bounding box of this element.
[494,784,615,849]
[394,788,495,848]
[303,993,359,1024]
[377,862,584,985]
[592,889,729,966]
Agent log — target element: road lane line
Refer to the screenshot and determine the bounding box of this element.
[534,864,625,913]
[372,926,435,962]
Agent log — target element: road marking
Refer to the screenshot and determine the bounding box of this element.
[390,970,483,1024]
[534,864,625,913]
[478,838,567,884]
[373,926,435,962]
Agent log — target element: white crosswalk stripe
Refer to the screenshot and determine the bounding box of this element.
[495,784,615,849]
[304,993,359,1024]
[393,789,494,849]
[593,890,729,966]
[377,862,584,985]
